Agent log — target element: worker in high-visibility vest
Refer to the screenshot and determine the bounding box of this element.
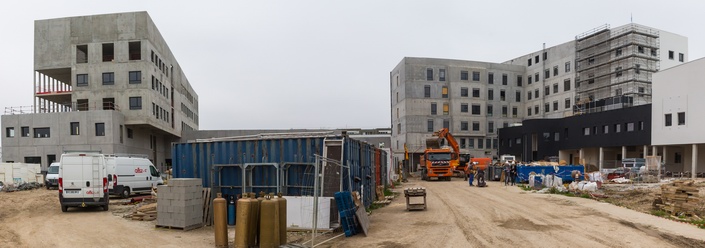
[465,162,476,186]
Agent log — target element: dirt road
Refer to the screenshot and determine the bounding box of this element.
[326,178,705,248]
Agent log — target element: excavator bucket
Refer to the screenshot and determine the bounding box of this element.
[425,138,441,149]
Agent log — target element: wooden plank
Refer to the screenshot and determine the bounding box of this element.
[354,207,370,237]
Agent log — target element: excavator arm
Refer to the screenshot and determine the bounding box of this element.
[433,128,460,156]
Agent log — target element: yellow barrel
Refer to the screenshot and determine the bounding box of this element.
[259,195,280,248]
[235,193,252,248]
[254,191,265,245]
[213,193,228,248]
[276,192,287,245]
[248,193,259,247]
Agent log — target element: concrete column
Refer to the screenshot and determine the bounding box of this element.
[622,146,627,160]
[579,149,584,165]
[652,146,657,158]
[599,147,604,172]
[643,145,648,158]
[663,146,667,165]
[692,144,698,179]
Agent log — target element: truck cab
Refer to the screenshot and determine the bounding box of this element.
[420,150,455,181]
[45,162,60,189]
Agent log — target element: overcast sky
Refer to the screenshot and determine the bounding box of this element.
[0,1,703,130]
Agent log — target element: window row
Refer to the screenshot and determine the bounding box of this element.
[4,123,132,138]
[526,98,572,116]
[583,121,645,136]
[153,103,171,124]
[76,71,143,86]
[527,52,548,66]
[430,103,518,117]
[458,138,498,149]
[664,112,686,127]
[427,69,523,86]
[152,76,170,99]
[151,50,170,78]
[75,41,141,64]
[667,50,685,62]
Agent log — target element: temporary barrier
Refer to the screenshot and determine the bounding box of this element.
[515,165,585,183]
[172,134,386,209]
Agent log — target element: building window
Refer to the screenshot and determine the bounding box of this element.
[486,139,492,149]
[565,62,571,72]
[102,72,115,85]
[553,83,558,93]
[103,98,115,110]
[615,67,622,77]
[527,107,532,116]
[553,66,558,76]
[102,43,114,62]
[517,76,522,86]
[487,105,493,116]
[460,139,466,148]
[678,112,686,125]
[534,105,539,114]
[426,68,433,81]
[639,121,644,131]
[515,91,521,102]
[502,106,508,117]
[33,127,50,138]
[442,86,448,98]
[544,86,550,96]
[70,122,79,135]
[512,107,518,117]
[6,127,14,137]
[500,90,506,101]
[627,122,635,132]
[535,55,539,63]
[638,46,644,54]
[615,124,622,133]
[488,73,494,84]
[471,104,481,115]
[564,79,571,91]
[616,48,622,56]
[487,89,493,100]
[461,103,468,113]
[588,57,595,65]
[129,71,141,84]
[543,52,547,60]
[528,76,532,84]
[129,97,142,110]
[584,127,590,136]
[502,74,508,85]
[95,123,106,136]
[665,113,672,126]
[76,45,88,63]
[534,73,539,82]
[635,64,641,74]
[473,88,481,98]
[424,85,431,98]
[443,119,449,129]
[544,69,550,79]
[431,103,437,115]
[528,91,532,100]
[461,71,468,80]
[675,152,682,164]
[439,69,446,81]
[468,138,474,148]
[488,121,494,133]
[129,41,141,60]
[602,125,609,134]
[669,50,674,60]
[554,132,560,141]
[553,101,558,111]
[638,87,645,93]
[461,87,468,97]
[565,98,571,109]
[544,103,549,113]
[461,121,468,131]
[516,138,521,145]
[472,71,480,81]
[679,53,684,62]
[20,126,29,137]
[443,103,449,115]
[76,74,88,86]
[528,58,532,66]
[472,122,480,131]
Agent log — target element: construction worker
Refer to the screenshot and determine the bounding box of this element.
[466,162,476,186]
[510,162,518,186]
[503,162,511,186]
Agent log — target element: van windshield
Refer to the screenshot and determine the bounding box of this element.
[48,166,59,174]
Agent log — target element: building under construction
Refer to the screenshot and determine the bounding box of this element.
[574,24,686,114]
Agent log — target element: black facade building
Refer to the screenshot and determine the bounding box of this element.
[499,104,651,163]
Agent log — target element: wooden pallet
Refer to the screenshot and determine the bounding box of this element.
[202,188,212,226]
[655,180,701,215]
[155,223,202,231]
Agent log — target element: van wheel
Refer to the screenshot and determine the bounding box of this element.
[121,187,131,199]
[102,204,109,211]
[61,206,68,212]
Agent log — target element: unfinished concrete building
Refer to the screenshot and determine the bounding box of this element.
[1,12,199,171]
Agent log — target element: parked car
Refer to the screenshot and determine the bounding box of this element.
[105,155,163,198]
[45,162,60,189]
[58,153,109,212]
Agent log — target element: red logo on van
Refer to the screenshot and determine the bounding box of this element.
[135,168,146,173]
[86,190,94,195]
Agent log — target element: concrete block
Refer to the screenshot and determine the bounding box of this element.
[158,185,171,194]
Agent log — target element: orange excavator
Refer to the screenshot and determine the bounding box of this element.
[420,128,463,181]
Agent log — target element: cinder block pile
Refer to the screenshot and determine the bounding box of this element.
[157,178,203,230]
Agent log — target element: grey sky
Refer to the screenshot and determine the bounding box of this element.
[0,1,703,130]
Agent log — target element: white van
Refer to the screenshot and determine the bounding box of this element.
[58,153,109,212]
[106,155,163,198]
[46,162,60,189]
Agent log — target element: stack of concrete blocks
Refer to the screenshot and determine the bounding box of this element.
[157,178,203,229]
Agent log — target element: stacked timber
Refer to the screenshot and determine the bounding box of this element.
[126,203,158,221]
[655,180,701,215]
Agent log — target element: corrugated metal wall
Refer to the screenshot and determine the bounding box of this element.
[172,136,387,208]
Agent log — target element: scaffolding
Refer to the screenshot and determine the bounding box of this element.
[574,24,660,115]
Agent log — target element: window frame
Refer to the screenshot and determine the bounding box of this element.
[70,122,80,135]
[128,71,142,84]
[129,96,143,110]
[76,74,88,86]
[95,123,106,136]
[102,72,115,85]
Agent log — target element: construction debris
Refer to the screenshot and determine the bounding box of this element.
[655,180,702,216]
[1,182,43,192]
[125,203,158,221]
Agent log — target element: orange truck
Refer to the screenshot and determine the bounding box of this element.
[420,128,459,181]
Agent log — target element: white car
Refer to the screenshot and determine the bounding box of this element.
[105,155,163,198]
[45,162,60,189]
[59,153,109,212]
